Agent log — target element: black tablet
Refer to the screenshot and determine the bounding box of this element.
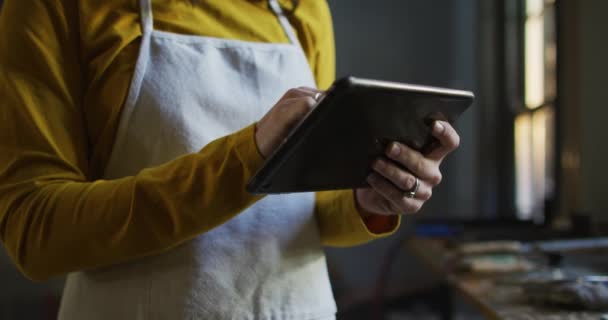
[246,76,474,194]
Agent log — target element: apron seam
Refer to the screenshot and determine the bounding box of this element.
[150,30,299,50]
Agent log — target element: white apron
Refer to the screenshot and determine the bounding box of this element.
[58,0,336,319]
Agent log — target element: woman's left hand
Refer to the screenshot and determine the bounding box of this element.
[355,121,461,217]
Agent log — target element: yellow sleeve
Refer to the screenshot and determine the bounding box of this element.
[0,0,264,281]
[315,191,401,247]
[308,2,400,246]
[311,1,335,91]
[297,0,336,90]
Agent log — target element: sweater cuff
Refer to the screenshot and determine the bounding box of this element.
[345,190,401,238]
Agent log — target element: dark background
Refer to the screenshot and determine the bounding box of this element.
[329,0,480,220]
[325,0,480,306]
[325,0,608,314]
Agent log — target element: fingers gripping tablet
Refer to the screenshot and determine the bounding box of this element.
[247,76,474,194]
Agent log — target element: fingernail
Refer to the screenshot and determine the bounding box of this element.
[373,159,386,170]
[388,143,400,157]
[434,121,445,134]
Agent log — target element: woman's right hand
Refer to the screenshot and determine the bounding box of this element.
[255,87,322,158]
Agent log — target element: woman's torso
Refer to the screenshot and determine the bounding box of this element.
[78,0,335,178]
[58,1,337,319]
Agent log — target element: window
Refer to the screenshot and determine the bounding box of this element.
[514,0,557,221]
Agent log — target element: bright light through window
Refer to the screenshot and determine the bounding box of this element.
[526,0,545,16]
[525,0,545,109]
[515,0,557,221]
[515,109,553,222]
[532,109,547,208]
[515,114,533,219]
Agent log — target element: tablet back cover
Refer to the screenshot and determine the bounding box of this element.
[247,77,473,194]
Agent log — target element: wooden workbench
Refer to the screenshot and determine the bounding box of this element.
[405,238,607,320]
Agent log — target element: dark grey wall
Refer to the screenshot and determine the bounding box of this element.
[326,0,478,301]
[328,0,479,220]
[579,0,608,215]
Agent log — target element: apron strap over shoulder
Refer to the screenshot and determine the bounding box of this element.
[139,0,154,35]
[268,0,302,47]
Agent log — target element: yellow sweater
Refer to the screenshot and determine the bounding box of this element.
[0,0,399,281]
